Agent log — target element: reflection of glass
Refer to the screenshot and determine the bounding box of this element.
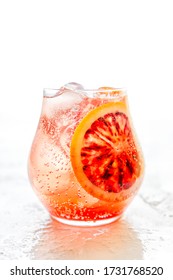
[28,83,144,226]
[32,218,143,259]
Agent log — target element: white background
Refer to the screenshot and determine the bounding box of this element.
[0,0,173,122]
[0,0,173,271]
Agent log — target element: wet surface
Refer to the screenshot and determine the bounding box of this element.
[0,119,173,260]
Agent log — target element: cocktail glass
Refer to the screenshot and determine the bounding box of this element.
[28,83,144,226]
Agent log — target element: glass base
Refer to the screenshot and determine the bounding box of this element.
[51,215,122,227]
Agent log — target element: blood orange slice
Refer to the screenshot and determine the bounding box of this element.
[70,102,141,202]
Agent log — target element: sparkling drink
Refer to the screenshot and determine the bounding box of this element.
[28,83,144,226]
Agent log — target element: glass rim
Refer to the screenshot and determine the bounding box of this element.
[43,87,126,98]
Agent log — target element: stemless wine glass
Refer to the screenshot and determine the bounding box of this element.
[28,83,144,226]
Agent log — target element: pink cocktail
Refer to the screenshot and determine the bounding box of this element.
[28,83,144,226]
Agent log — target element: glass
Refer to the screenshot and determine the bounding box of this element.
[28,83,144,226]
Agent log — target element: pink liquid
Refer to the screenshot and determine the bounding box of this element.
[28,88,144,224]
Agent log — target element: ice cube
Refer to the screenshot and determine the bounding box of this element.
[63,82,84,91]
